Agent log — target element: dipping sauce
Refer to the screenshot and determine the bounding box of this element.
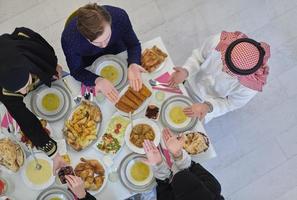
[42,93,60,111]
[26,159,52,185]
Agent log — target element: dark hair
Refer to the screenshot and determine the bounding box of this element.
[77,3,111,41]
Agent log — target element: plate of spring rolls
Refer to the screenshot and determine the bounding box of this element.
[115,84,152,116]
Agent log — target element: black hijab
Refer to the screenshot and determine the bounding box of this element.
[0,27,58,91]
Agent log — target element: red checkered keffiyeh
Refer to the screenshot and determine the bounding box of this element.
[216,31,271,92]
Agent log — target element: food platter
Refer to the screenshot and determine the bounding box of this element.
[182,131,209,156]
[73,157,107,195]
[124,118,161,154]
[118,153,156,193]
[95,115,130,156]
[141,45,168,73]
[115,84,152,117]
[63,101,102,151]
[160,95,198,132]
[30,83,72,122]
[90,54,128,90]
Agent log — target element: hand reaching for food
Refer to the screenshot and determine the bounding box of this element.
[53,64,63,80]
[162,128,184,157]
[143,140,162,166]
[53,153,67,175]
[65,175,87,199]
[168,67,188,87]
[95,77,119,103]
[128,63,146,92]
[183,103,210,120]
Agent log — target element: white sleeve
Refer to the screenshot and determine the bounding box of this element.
[183,34,221,76]
[151,160,171,180]
[206,85,258,120]
[171,150,192,176]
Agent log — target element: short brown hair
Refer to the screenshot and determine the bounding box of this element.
[77,3,111,41]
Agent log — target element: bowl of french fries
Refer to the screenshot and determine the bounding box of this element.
[63,100,102,151]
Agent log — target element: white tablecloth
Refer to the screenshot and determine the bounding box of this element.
[0,37,216,200]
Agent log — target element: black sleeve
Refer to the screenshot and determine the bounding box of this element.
[79,192,96,200]
[13,27,56,55]
[0,90,57,157]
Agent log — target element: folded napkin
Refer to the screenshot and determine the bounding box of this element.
[1,112,19,130]
[81,83,96,97]
[152,72,183,94]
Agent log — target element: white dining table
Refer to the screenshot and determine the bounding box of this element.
[0,37,216,200]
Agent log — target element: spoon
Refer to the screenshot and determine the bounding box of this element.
[149,79,174,87]
[129,112,133,130]
[30,148,42,170]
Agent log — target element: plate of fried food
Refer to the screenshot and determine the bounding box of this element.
[17,119,53,153]
[74,157,107,195]
[0,138,25,173]
[125,118,161,154]
[63,101,102,151]
[141,45,168,73]
[182,131,209,155]
[96,115,130,155]
[115,84,152,116]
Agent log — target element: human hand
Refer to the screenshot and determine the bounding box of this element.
[53,64,63,80]
[143,140,163,165]
[65,175,86,199]
[95,77,119,103]
[53,153,67,175]
[168,67,188,87]
[162,128,184,157]
[183,103,210,120]
[128,63,146,91]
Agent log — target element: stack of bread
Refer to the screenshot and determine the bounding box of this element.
[115,84,152,113]
[0,138,25,172]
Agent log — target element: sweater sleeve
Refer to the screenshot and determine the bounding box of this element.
[120,9,141,65]
[0,91,57,157]
[61,33,98,86]
[79,192,96,200]
[184,34,221,76]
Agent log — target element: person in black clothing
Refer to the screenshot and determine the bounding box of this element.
[143,128,224,200]
[0,27,66,172]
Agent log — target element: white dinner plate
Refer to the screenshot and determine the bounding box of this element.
[36,87,65,116]
[124,118,161,154]
[125,158,153,186]
[90,54,128,90]
[160,95,198,133]
[21,153,55,190]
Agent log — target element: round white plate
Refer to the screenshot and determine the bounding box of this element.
[160,95,198,133]
[125,158,153,186]
[21,153,55,190]
[37,186,74,200]
[118,153,156,193]
[164,100,192,129]
[95,60,123,86]
[31,83,72,122]
[72,157,107,195]
[36,88,65,116]
[91,54,128,90]
[116,84,152,117]
[125,118,161,154]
